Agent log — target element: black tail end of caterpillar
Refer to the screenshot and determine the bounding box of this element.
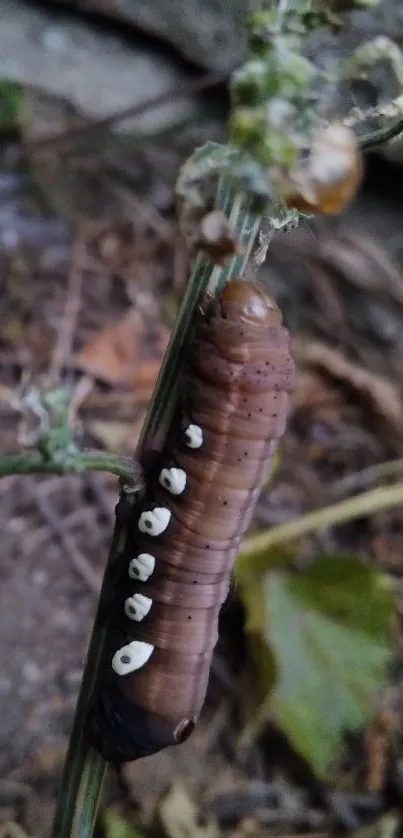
[86,679,179,763]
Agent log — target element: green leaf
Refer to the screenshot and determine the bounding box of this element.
[0,80,22,132]
[240,554,394,776]
[236,545,296,580]
[103,809,143,838]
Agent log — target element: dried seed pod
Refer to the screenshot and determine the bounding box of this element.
[279,123,363,215]
[194,210,243,264]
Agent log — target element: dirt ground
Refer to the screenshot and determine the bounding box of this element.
[2,114,403,837]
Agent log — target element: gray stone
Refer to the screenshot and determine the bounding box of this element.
[60,0,253,71]
[0,0,199,133]
[49,0,403,74]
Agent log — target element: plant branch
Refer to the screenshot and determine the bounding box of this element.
[358,116,403,150]
[0,450,138,483]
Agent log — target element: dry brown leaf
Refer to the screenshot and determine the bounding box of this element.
[89,414,146,454]
[75,309,170,394]
[300,341,403,432]
[159,781,219,838]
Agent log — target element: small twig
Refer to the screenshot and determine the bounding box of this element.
[238,482,403,570]
[49,232,86,383]
[20,70,229,156]
[343,92,403,150]
[329,457,403,500]
[105,175,174,243]
[83,473,115,524]
[345,95,403,129]
[172,228,190,293]
[27,479,102,595]
[358,116,403,150]
[68,376,94,428]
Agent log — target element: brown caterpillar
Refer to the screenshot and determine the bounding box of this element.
[87,279,295,762]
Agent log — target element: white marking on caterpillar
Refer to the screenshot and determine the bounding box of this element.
[124,593,152,622]
[159,466,186,495]
[112,641,154,675]
[184,424,203,449]
[138,507,171,536]
[128,552,155,581]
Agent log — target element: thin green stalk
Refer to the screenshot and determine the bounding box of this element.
[0,450,136,482]
[51,517,126,837]
[358,116,403,150]
[238,481,403,573]
[329,457,403,499]
[52,183,261,838]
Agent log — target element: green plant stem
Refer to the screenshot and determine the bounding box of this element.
[238,481,403,572]
[51,516,126,838]
[358,116,403,150]
[51,183,261,838]
[139,188,260,450]
[0,450,137,482]
[329,456,403,499]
